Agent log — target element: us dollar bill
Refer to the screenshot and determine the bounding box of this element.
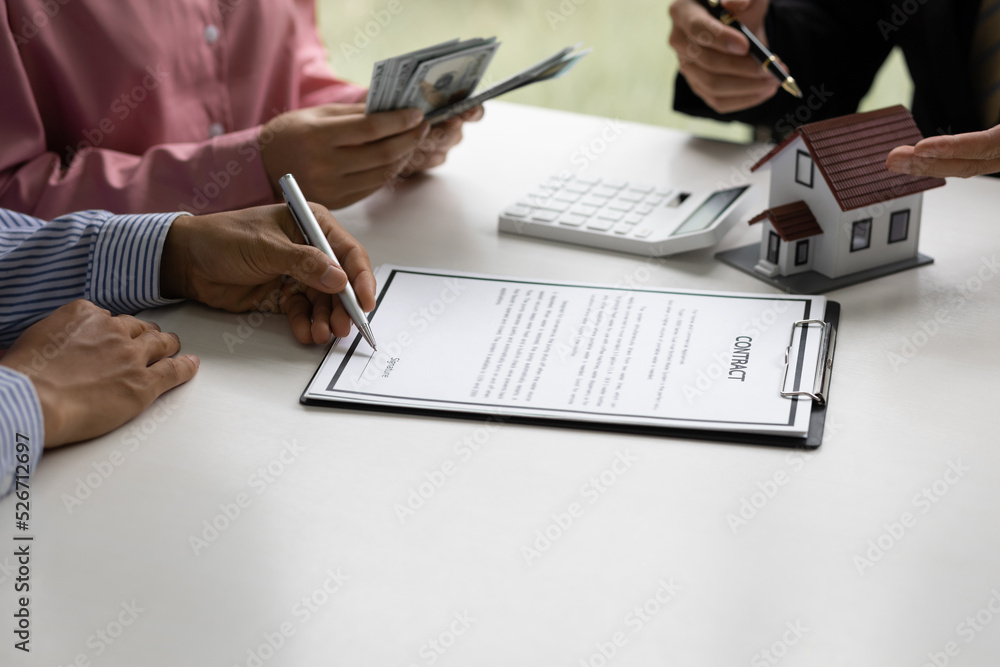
[365,38,589,121]
[397,41,499,115]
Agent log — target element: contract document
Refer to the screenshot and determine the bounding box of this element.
[303,267,836,441]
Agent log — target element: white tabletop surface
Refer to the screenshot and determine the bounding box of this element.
[3,102,1000,667]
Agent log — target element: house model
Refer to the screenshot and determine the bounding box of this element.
[723,105,946,293]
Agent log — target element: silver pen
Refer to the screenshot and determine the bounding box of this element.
[278,173,377,350]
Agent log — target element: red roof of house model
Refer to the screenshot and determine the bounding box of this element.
[748,201,823,241]
[751,105,946,212]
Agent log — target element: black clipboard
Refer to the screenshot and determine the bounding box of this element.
[301,299,840,450]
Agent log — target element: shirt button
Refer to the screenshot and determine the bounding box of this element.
[204,24,220,44]
[208,122,225,138]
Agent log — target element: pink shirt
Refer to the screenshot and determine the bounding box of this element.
[0,0,365,218]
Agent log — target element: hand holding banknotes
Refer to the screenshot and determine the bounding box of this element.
[259,103,459,209]
[399,105,485,177]
[258,38,586,209]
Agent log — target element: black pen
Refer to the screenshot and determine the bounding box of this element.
[702,0,802,98]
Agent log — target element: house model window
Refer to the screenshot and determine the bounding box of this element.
[888,210,910,243]
[795,151,814,188]
[850,219,872,252]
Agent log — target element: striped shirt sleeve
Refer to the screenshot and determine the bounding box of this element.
[0,208,183,348]
[0,367,43,499]
[0,207,184,497]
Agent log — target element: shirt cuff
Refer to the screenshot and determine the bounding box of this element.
[0,367,44,498]
[88,212,185,312]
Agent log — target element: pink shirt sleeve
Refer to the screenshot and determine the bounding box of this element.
[0,8,273,218]
[0,0,365,219]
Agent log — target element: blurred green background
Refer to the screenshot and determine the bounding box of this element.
[317,0,913,142]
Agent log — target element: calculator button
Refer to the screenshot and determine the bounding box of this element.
[613,223,632,235]
[553,191,581,203]
[563,182,592,194]
[504,206,531,218]
[570,204,599,217]
[624,213,644,225]
[602,179,628,189]
[655,187,673,196]
[627,183,654,194]
[592,186,620,198]
[537,201,570,212]
[633,227,654,238]
[586,218,616,231]
[596,210,624,222]
[581,195,609,207]
[645,195,664,206]
[618,191,645,202]
[636,204,655,215]
[607,200,635,212]
[540,180,562,190]
[531,210,560,223]
[559,214,588,227]
[575,176,601,185]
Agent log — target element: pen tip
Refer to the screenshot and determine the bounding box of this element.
[783,78,803,98]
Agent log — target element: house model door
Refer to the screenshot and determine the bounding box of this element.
[766,231,780,264]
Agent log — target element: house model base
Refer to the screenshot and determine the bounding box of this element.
[716,243,933,294]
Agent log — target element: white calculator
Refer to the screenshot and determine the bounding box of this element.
[498,174,753,256]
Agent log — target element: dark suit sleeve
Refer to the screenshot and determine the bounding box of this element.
[673,0,895,133]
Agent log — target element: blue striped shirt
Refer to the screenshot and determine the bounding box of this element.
[0,208,182,497]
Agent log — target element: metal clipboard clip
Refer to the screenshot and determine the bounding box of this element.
[780,319,836,405]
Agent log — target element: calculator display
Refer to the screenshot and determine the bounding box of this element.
[671,186,749,236]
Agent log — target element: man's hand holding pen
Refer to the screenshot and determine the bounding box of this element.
[161,203,377,345]
[669,0,786,114]
[672,0,1000,180]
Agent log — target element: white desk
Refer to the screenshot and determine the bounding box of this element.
[4,102,1000,667]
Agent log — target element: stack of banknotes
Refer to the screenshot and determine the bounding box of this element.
[365,38,591,122]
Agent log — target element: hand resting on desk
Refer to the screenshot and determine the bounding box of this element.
[1,301,199,448]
